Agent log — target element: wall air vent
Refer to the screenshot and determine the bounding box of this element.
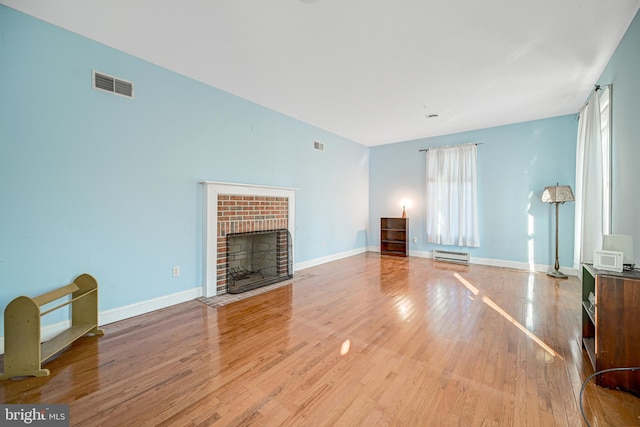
[314,141,325,151]
[93,71,134,98]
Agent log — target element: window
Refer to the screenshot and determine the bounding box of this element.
[599,86,611,234]
[425,143,480,247]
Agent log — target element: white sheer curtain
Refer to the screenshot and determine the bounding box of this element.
[574,86,611,269]
[426,143,479,247]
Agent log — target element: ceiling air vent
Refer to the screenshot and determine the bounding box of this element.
[93,71,134,98]
[314,141,325,151]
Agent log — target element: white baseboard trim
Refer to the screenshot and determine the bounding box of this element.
[382,246,578,277]
[408,249,432,258]
[99,287,202,325]
[470,256,578,277]
[0,287,202,356]
[295,247,368,271]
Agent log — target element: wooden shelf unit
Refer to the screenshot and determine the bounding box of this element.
[581,264,640,395]
[1,273,104,380]
[380,217,408,257]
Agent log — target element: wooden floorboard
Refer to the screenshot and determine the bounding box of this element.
[1,253,639,426]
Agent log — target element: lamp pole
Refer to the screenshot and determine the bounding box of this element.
[554,202,560,271]
[548,201,568,278]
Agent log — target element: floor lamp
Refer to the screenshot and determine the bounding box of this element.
[542,184,575,278]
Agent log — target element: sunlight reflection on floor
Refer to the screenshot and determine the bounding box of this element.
[453,272,562,360]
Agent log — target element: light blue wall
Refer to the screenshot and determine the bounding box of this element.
[0,6,369,329]
[369,115,578,268]
[596,9,640,261]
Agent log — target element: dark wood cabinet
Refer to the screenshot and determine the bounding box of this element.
[581,264,640,395]
[380,218,408,257]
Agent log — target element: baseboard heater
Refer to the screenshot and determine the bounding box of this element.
[433,249,470,264]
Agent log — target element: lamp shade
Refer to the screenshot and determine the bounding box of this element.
[541,185,574,204]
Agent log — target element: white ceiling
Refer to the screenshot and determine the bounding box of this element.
[2,0,639,146]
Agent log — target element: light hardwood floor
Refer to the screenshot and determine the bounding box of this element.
[2,253,639,426]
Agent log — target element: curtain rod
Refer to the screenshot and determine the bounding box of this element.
[418,142,483,152]
[584,83,611,106]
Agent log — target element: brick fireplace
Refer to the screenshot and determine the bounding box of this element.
[218,195,291,294]
[202,182,297,296]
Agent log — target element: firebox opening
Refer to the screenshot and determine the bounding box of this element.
[226,229,293,294]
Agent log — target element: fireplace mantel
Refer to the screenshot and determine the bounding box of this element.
[200,181,300,194]
[201,181,298,297]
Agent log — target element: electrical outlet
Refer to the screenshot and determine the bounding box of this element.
[172,266,180,277]
[413,237,417,243]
